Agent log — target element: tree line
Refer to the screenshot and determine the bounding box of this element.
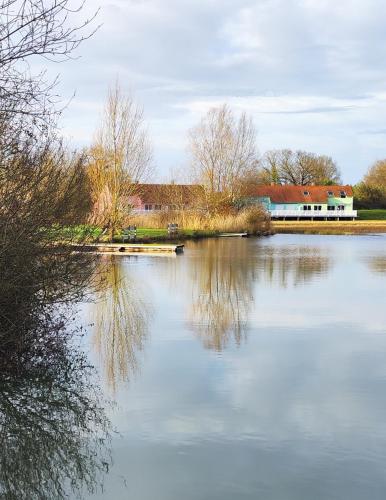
[86,94,386,230]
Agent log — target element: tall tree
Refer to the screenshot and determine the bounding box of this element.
[88,82,152,240]
[188,104,259,212]
[0,1,100,354]
[260,149,341,185]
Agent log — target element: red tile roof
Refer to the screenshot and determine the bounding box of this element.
[130,183,203,204]
[247,185,353,203]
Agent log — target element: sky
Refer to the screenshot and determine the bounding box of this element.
[43,0,386,184]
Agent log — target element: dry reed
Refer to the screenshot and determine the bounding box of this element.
[128,206,271,235]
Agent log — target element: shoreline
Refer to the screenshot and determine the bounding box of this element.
[109,229,272,244]
[272,220,386,235]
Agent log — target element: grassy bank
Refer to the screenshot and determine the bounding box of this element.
[272,220,386,235]
[54,225,261,244]
[120,227,219,243]
[56,207,272,244]
[128,206,271,236]
[357,209,386,220]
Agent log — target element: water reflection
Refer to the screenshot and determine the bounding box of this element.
[78,235,386,500]
[189,239,256,351]
[0,318,110,500]
[0,250,112,499]
[257,244,331,287]
[92,257,150,391]
[186,239,331,350]
[367,256,386,274]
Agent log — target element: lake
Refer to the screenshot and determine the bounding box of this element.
[79,234,386,500]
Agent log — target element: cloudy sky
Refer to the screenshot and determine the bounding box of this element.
[48,0,386,183]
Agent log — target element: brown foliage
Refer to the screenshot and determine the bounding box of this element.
[354,159,386,208]
[130,205,270,235]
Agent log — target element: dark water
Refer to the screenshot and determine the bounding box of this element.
[79,234,386,500]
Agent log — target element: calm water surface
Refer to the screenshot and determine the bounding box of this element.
[80,234,386,500]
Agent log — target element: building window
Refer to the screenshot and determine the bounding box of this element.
[337,205,345,211]
[303,191,310,196]
[154,204,162,210]
[144,204,152,211]
[303,205,311,211]
[340,191,346,198]
[327,206,335,211]
[314,205,322,211]
[327,191,333,196]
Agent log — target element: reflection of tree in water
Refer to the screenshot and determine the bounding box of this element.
[258,245,331,288]
[189,239,256,351]
[0,254,111,499]
[366,256,386,274]
[92,257,149,391]
[188,240,331,350]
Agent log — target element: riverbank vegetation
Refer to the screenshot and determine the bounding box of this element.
[129,206,271,236]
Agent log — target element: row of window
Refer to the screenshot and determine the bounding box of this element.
[302,205,345,211]
[303,191,346,198]
[144,204,184,211]
[328,205,345,211]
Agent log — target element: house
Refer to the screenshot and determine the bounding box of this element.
[242,185,357,220]
[128,184,202,213]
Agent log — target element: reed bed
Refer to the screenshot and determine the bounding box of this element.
[129,206,271,235]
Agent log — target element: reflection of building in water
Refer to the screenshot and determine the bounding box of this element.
[0,320,110,500]
[189,239,256,351]
[92,257,150,391]
[257,245,332,288]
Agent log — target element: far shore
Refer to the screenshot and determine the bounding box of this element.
[272,220,386,235]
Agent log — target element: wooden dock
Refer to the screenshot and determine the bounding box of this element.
[218,233,248,238]
[72,243,184,254]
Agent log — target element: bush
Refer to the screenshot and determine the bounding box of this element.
[354,183,386,209]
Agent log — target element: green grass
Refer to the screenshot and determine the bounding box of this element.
[136,228,168,237]
[357,209,386,220]
[114,227,218,242]
[55,225,250,244]
[45,224,102,241]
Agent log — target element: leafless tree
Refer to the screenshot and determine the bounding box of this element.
[0,0,98,121]
[188,104,259,212]
[91,258,149,392]
[260,149,341,185]
[189,238,254,351]
[0,116,98,349]
[87,82,153,240]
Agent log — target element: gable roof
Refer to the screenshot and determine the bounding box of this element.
[130,183,203,204]
[246,185,353,203]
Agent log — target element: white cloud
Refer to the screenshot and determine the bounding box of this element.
[37,0,386,183]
